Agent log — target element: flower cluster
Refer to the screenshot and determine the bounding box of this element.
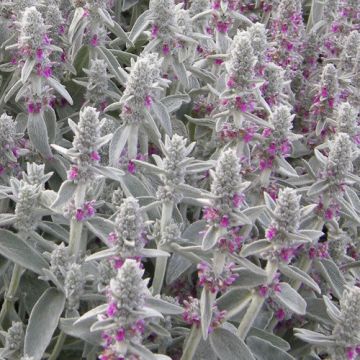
[197,261,238,293]
[183,296,226,333]
[100,259,150,359]
[332,287,360,360]
[204,149,245,228]
[108,197,145,263]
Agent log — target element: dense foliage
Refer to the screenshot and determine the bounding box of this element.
[0,0,360,359]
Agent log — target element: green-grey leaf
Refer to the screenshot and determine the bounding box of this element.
[209,328,256,360]
[0,229,49,274]
[24,288,65,360]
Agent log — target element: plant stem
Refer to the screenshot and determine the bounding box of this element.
[237,260,278,339]
[152,201,173,295]
[49,331,67,360]
[68,183,87,256]
[180,325,202,360]
[0,263,23,328]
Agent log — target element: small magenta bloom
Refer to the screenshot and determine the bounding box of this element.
[127,161,136,174]
[84,201,96,217]
[68,166,79,181]
[262,128,272,138]
[162,43,170,56]
[90,35,99,47]
[90,151,101,161]
[106,302,117,317]
[219,215,229,228]
[27,102,42,114]
[75,209,85,222]
[115,328,126,341]
[36,49,43,60]
[232,193,244,208]
[151,25,159,38]
[266,226,277,240]
[144,95,152,109]
[275,308,286,320]
[216,21,230,33]
[203,207,219,222]
[258,285,269,297]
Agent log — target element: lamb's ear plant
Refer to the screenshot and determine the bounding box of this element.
[1,0,360,359]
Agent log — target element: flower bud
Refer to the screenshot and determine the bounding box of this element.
[326,133,353,185]
[14,181,40,232]
[340,31,360,72]
[5,321,24,352]
[64,263,85,312]
[111,197,144,258]
[226,31,256,91]
[73,107,101,155]
[18,7,47,53]
[332,287,360,359]
[272,187,301,235]
[84,59,109,107]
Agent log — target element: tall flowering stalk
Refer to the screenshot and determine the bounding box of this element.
[5,6,73,157]
[268,0,305,80]
[51,106,122,255]
[296,286,360,360]
[107,53,170,165]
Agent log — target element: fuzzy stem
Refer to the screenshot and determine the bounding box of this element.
[68,183,87,256]
[237,260,278,339]
[49,331,67,360]
[0,263,23,328]
[180,325,202,360]
[152,201,174,295]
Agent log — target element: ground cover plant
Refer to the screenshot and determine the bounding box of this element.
[0,0,360,359]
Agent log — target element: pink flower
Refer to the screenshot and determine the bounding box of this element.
[262,128,272,138]
[42,66,52,78]
[27,102,42,114]
[151,24,159,38]
[162,43,170,56]
[267,143,277,155]
[133,319,145,334]
[346,347,355,360]
[75,209,85,222]
[106,302,117,317]
[275,308,286,320]
[258,285,268,297]
[36,48,43,60]
[219,215,229,228]
[232,193,244,208]
[216,21,230,33]
[84,201,96,217]
[279,247,294,262]
[203,207,219,222]
[321,87,328,98]
[266,226,277,240]
[90,151,101,161]
[90,35,99,47]
[144,95,152,109]
[226,77,236,88]
[325,208,333,220]
[280,141,291,156]
[128,160,136,174]
[113,257,124,269]
[68,166,79,180]
[12,147,19,158]
[115,328,126,342]
[108,232,118,244]
[0,165,5,176]
[243,131,254,143]
[43,34,51,45]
